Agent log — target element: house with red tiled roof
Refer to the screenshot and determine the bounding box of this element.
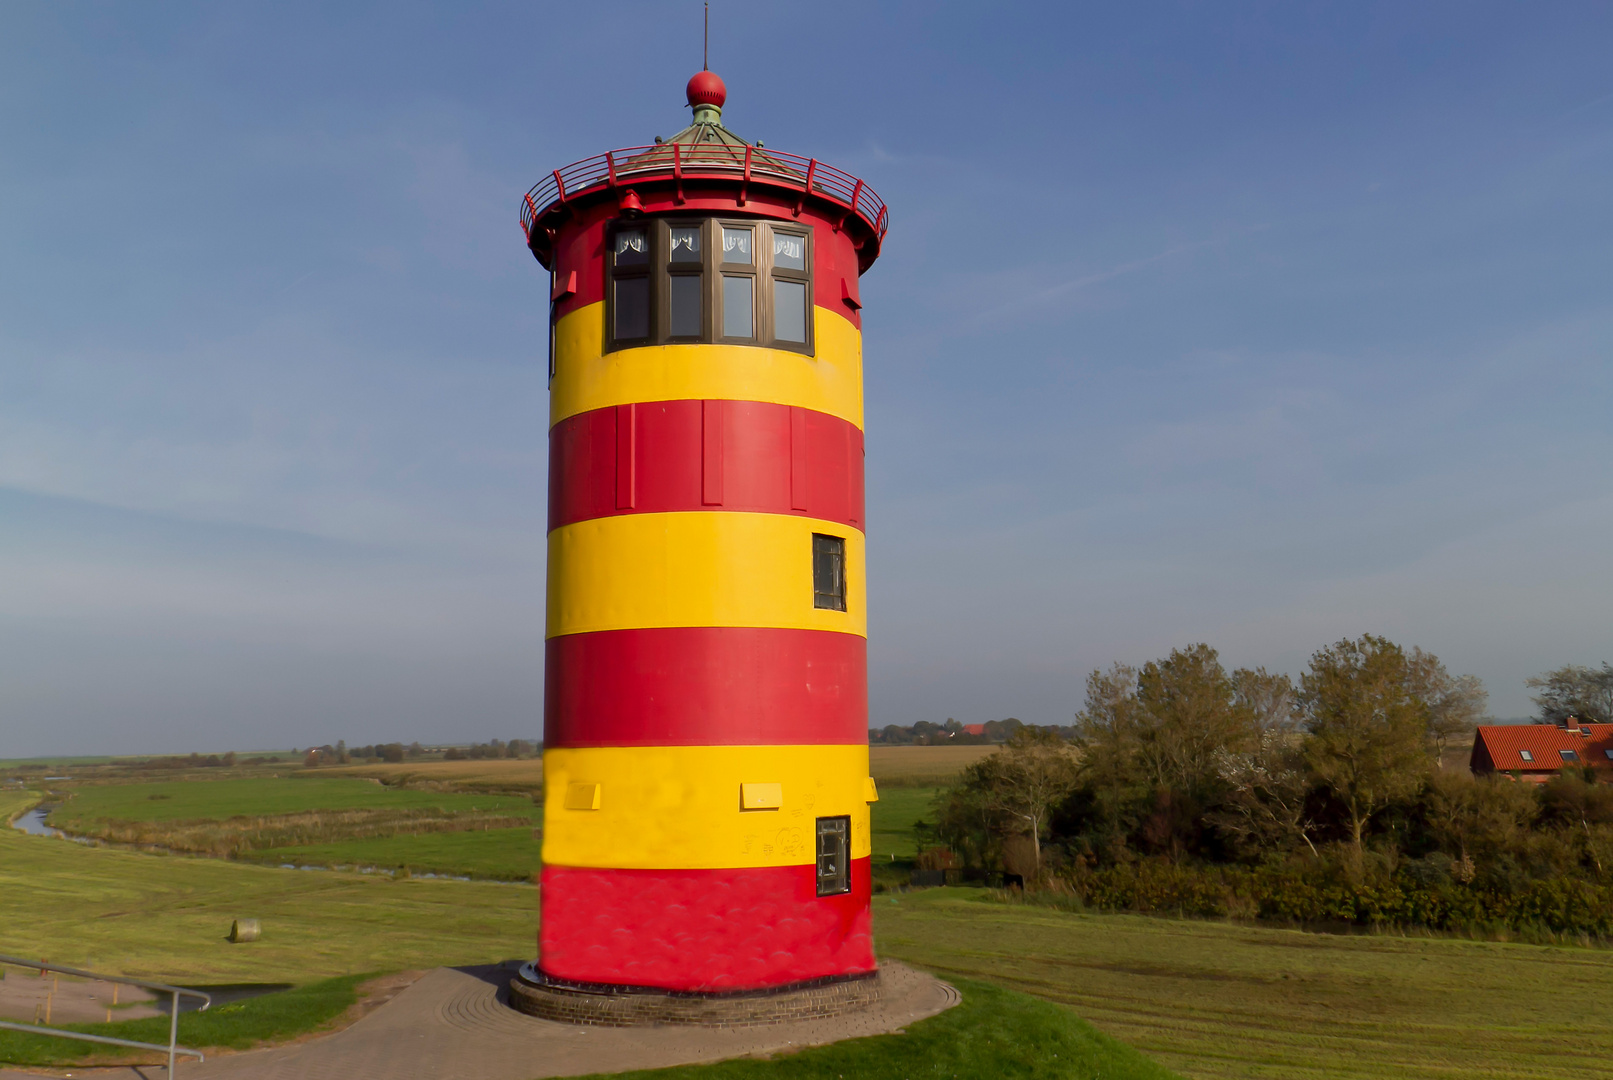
[961,724,986,737]
[1470,722,1613,783]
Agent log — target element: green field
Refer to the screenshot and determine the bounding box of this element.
[14,757,1613,1078]
[47,777,536,827]
[878,888,1613,1080]
[870,786,935,857]
[0,791,535,984]
[241,826,543,881]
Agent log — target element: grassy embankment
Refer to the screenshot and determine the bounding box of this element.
[585,978,1182,1080]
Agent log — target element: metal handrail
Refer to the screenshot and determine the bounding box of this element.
[0,954,210,1076]
[521,143,888,243]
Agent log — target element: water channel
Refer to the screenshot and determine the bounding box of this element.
[11,807,62,838]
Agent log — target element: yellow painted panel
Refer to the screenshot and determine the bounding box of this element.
[740,782,783,810]
[563,782,601,811]
[863,777,879,803]
[546,511,866,638]
[543,744,872,870]
[551,303,863,429]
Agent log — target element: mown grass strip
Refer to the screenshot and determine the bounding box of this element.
[876,889,1613,1080]
[578,977,1182,1080]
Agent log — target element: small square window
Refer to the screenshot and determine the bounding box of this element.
[813,534,846,611]
[773,232,807,271]
[1603,749,1613,761]
[614,229,648,266]
[815,815,850,896]
[722,227,752,264]
[1519,749,1534,761]
[670,226,701,262]
[1560,749,1580,762]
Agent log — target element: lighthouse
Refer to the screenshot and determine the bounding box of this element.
[515,70,889,1010]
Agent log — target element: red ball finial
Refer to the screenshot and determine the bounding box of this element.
[686,70,727,110]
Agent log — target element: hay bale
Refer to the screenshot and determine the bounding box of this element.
[229,918,261,943]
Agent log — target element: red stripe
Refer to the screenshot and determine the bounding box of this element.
[549,400,864,531]
[545,628,866,747]
[539,859,873,991]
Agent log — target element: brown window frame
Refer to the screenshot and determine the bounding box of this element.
[812,532,846,612]
[605,221,654,351]
[605,216,813,356]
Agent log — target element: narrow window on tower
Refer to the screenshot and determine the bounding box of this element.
[812,533,846,611]
[608,226,651,347]
[769,227,811,349]
[719,225,755,342]
[666,223,703,339]
[815,815,850,896]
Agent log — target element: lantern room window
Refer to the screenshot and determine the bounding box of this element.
[605,217,813,354]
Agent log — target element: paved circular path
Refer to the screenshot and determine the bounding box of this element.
[0,960,957,1079]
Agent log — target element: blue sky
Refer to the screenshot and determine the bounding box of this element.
[3,3,1610,755]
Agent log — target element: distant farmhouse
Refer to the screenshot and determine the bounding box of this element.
[1470,720,1613,783]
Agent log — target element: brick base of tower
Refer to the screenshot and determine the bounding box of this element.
[507,965,882,1027]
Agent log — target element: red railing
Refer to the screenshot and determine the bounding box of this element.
[521,144,888,242]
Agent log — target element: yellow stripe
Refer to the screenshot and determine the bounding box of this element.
[546,511,866,638]
[542,744,872,870]
[551,303,863,429]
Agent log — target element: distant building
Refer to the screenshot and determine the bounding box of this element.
[1470,721,1613,783]
[961,724,986,737]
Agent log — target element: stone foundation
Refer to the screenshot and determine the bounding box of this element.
[507,964,882,1027]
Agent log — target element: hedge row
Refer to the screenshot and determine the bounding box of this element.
[1065,861,1613,934]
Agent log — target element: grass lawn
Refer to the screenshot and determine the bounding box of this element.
[876,887,1613,1080]
[0,792,535,985]
[870,786,937,862]
[583,977,1182,1080]
[239,826,542,881]
[47,776,537,828]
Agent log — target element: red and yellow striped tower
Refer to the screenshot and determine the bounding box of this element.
[517,71,889,1000]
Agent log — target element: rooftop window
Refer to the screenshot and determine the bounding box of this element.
[1519,749,1534,762]
[1560,749,1580,762]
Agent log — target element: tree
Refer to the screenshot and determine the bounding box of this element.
[1423,770,1535,871]
[1073,646,1265,857]
[1406,648,1487,765]
[1527,663,1613,726]
[939,727,1079,879]
[1300,635,1431,855]
[1209,729,1319,859]
[1232,667,1297,732]
[1132,644,1261,802]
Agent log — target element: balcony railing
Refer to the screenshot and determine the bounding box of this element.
[521,143,887,243]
